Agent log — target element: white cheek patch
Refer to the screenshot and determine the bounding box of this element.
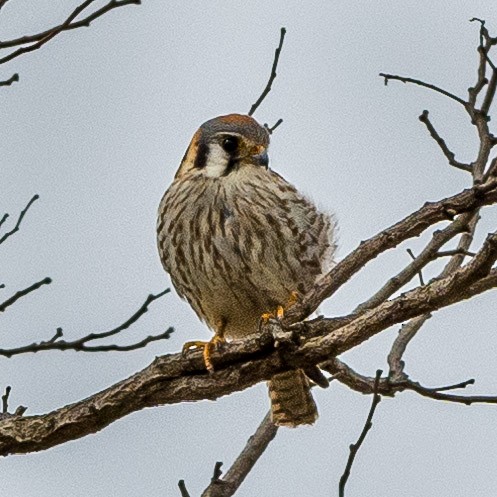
[205,143,230,178]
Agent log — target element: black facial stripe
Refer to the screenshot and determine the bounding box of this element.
[222,157,238,176]
[193,141,209,169]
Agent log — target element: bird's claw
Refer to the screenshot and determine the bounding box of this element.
[182,336,225,373]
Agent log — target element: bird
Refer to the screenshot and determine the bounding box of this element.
[157,114,336,427]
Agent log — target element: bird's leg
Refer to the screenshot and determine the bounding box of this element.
[182,318,226,373]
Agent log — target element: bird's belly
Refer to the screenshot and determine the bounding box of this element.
[158,176,326,339]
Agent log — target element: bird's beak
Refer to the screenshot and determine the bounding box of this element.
[252,148,269,168]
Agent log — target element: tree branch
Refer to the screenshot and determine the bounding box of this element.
[284,179,497,324]
[1,258,496,456]
[419,110,472,171]
[0,73,18,86]
[354,212,474,315]
[339,370,382,497]
[200,411,278,497]
[0,0,141,65]
[0,194,39,245]
[0,277,52,313]
[379,72,467,106]
[324,358,497,406]
[248,27,286,116]
[0,290,171,357]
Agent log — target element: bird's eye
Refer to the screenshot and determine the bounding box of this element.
[221,136,238,154]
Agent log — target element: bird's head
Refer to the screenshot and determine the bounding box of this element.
[175,114,270,179]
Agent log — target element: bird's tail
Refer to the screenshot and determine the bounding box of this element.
[268,369,318,427]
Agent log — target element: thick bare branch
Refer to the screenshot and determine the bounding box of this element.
[201,412,278,497]
[284,180,497,324]
[1,258,496,456]
[385,207,479,378]
[354,212,474,314]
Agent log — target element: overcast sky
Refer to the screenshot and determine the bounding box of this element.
[1,1,497,496]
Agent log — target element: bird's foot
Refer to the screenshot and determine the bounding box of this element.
[182,335,226,373]
[261,291,299,323]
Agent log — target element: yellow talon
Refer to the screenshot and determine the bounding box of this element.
[182,319,226,373]
[262,292,300,323]
[261,312,274,322]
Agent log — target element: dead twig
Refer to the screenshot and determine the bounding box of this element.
[0,195,39,245]
[264,118,283,135]
[0,0,140,50]
[0,0,141,65]
[419,110,472,172]
[0,277,52,313]
[0,73,18,86]
[248,27,286,116]
[379,72,467,106]
[178,480,191,497]
[338,370,382,497]
[0,290,171,357]
[1,386,11,414]
[324,358,497,407]
[0,386,27,419]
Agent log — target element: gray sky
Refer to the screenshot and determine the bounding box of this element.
[1,1,497,496]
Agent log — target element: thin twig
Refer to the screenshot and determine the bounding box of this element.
[0,290,171,357]
[248,27,286,116]
[1,386,11,413]
[0,213,8,230]
[379,73,467,106]
[397,380,497,405]
[178,480,191,497]
[0,73,18,86]
[324,358,497,407]
[66,289,171,343]
[436,248,476,258]
[419,110,472,171]
[0,194,39,245]
[406,248,425,286]
[0,0,97,66]
[338,370,382,497]
[0,0,140,50]
[0,277,52,312]
[264,118,283,135]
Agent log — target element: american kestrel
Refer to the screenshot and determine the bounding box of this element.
[157,114,336,427]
